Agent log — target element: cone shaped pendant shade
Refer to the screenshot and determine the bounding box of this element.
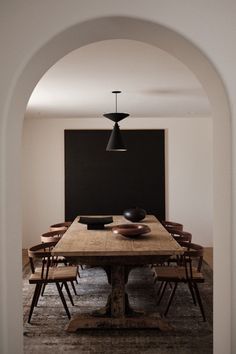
[103,91,129,151]
[103,112,129,122]
[106,123,127,151]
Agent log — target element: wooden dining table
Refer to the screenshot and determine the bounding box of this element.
[52,214,183,332]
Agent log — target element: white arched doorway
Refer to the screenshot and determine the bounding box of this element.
[1,17,231,354]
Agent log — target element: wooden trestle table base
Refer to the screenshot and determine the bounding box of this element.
[52,215,183,332]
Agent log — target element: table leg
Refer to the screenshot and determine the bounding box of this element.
[66,265,172,332]
[110,265,125,317]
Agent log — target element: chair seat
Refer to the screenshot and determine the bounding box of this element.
[29,266,78,284]
[154,266,204,282]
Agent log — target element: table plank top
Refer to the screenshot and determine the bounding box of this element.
[52,215,183,257]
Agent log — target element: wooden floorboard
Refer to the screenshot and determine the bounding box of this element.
[22,249,29,268]
[203,247,213,269]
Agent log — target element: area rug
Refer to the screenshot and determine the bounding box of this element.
[23,262,213,354]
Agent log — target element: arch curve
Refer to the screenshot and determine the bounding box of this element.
[1,16,231,353]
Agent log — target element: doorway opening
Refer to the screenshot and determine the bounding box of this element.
[2,17,231,353]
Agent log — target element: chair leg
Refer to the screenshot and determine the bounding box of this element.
[187,281,197,305]
[64,282,74,306]
[193,282,206,321]
[70,281,77,295]
[55,282,71,319]
[77,266,80,278]
[156,280,165,297]
[164,282,178,317]
[41,283,46,296]
[28,284,41,323]
[157,281,168,305]
[35,283,43,307]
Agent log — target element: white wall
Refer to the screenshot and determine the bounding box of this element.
[0,3,233,353]
[22,116,213,248]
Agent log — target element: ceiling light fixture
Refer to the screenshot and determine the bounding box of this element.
[103,91,129,151]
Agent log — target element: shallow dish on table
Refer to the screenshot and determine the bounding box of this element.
[112,224,151,238]
[78,216,113,230]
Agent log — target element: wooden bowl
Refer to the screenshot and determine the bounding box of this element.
[112,224,151,238]
[78,216,113,229]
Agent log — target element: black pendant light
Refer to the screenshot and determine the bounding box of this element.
[103,91,129,151]
[106,122,126,151]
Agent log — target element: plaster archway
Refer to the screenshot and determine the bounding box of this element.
[1,17,231,354]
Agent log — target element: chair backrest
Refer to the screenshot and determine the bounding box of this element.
[178,241,204,274]
[161,220,183,232]
[28,241,58,278]
[50,221,72,232]
[41,229,66,243]
[169,229,192,243]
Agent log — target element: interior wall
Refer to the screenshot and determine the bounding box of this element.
[0,9,232,354]
[22,116,213,248]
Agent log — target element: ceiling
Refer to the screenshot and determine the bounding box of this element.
[25,39,211,119]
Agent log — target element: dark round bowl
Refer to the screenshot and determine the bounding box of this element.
[123,207,147,222]
[112,223,151,238]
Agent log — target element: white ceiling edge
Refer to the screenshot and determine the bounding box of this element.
[25,39,211,120]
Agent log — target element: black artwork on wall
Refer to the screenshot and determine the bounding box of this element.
[64,130,165,221]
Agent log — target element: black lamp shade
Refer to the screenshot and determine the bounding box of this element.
[106,123,127,151]
[103,112,129,123]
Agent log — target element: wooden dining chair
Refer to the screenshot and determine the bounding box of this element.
[151,229,192,271]
[41,229,66,243]
[153,241,206,321]
[47,223,84,274]
[41,230,79,294]
[161,220,183,232]
[168,229,192,243]
[27,241,78,323]
[49,221,72,232]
